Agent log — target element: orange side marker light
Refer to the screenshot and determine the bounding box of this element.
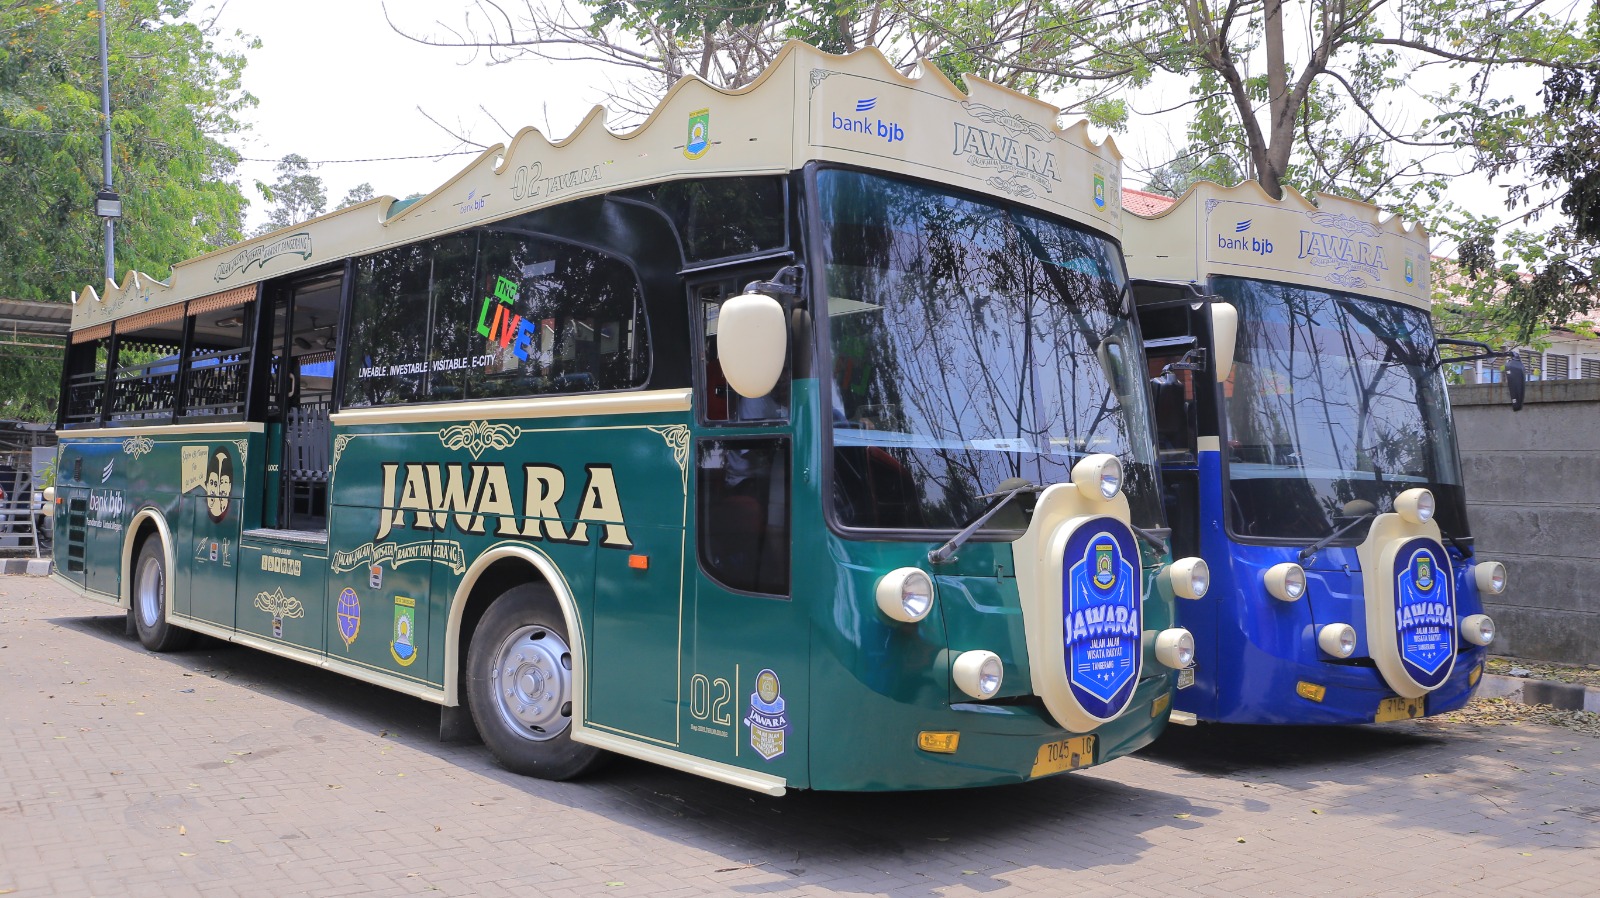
[628,554,649,570]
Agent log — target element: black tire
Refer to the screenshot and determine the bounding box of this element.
[131,538,193,652]
[466,584,603,780]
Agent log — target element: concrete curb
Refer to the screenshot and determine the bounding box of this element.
[0,558,52,576]
[1479,673,1600,714]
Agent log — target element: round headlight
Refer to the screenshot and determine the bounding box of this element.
[1071,453,1122,501]
[1317,623,1358,659]
[1396,488,1436,525]
[1154,628,1195,669]
[1169,557,1209,600]
[1474,561,1507,596]
[952,650,1004,699]
[876,567,935,623]
[1265,562,1307,602]
[1460,613,1496,646]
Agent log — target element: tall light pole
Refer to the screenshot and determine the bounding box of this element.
[93,0,121,284]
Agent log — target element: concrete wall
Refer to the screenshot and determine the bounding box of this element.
[1449,378,1600,665]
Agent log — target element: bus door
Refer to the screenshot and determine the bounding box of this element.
[232,271,345,653]
[678,269,807,777]
[1136,285,1226,708]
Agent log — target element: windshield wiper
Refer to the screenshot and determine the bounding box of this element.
[1129,524,1168,555]
[929,481,1041,564]
[1299,512,1377,564]
[928,479,1169,564]
[1438,524,1473,559]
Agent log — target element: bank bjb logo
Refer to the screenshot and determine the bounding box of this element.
[744,668,790,761]
[831,98,905,144]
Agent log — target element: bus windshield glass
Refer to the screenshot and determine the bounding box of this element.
[1216,276,1467,542]
[818,170,1159,532]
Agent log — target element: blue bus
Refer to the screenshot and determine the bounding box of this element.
[1123,182,1512,725]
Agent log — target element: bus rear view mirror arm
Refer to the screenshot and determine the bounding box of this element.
[1436,338,1525,411]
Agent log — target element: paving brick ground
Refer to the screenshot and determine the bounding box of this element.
[2,576,1597,897]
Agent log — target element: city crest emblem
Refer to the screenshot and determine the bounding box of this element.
[684,108,711,159]
[390,596,417,667]
[745,668,789,761]
[1094,542,1115,588]
[1415,556,1434,591]
[1093,173,1106,208]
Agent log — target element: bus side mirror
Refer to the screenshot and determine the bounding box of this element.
[1210,302,1238,383]
[1504,352,1526,411]
[718,291,788,399]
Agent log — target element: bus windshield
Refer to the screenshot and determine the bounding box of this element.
[1215,276,1467,542]
[818,169,1160,532]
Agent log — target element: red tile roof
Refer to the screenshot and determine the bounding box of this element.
[1123,188,1177,216]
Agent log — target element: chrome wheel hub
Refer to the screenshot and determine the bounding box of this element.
[488,625,573,741]
[136,555,163,629]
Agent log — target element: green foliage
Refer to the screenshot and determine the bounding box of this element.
[255,153,327,234]
[0,0,254,421]
[336,181,375,210]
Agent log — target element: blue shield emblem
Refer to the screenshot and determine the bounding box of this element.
[1393,541,1454,688]
[1061,522,1142,720]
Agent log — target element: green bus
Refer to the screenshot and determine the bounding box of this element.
[48,42,1204,793]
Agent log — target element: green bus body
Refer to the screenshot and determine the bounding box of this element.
[51,43,1188,793]
[54,378,1180,791]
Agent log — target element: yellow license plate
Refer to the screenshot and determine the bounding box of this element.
[1030,735,1095,777]
[1375,696,1424,722]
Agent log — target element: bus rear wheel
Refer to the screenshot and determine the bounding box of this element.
[466,584,603,780]
[132,538,193,652]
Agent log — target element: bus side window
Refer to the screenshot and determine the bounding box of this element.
[1147,358,1196,460]
[697,438,790,597]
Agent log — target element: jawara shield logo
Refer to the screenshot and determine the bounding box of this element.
[1062,523,1142,720]
[1394,541,1455,688]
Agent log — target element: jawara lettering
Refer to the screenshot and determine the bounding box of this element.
[374,461,632,549]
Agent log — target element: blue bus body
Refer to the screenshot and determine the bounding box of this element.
[1124,183,1504,726]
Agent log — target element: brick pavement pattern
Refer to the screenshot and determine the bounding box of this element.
[2,576,1597,897]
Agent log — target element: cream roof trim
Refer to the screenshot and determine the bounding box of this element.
[1122,180,1431,309]
[70,41,1124,332]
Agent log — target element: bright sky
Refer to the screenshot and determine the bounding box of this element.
[208,0,609,232]
[207,0,1526,246]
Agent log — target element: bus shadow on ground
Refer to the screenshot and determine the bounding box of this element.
[1139,720,1445,778]
[57,611,1210,890]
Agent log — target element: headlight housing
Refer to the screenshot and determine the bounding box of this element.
[1460,613,1496,646]
[1168,557,1209,600]
[1395,488,1436,525]
[1474,561,1507,596]
[1154,628,1196,669]
[875,567,935,623]
[1265,562,1307,602]
[1071,453,1122,501]
[1317,623,1357,658]
[952,650,1004,699]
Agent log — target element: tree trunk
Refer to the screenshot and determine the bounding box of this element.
[1261,0,1289,199]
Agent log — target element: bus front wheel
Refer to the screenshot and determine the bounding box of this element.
[466,584,602,780]
[132,539,193,652]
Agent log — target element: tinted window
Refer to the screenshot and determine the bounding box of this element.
[343,233,650,406]
[818,170,1161,531]
[1216,277,1466,541]
[698,438,790,595]
[619,177,785,262]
